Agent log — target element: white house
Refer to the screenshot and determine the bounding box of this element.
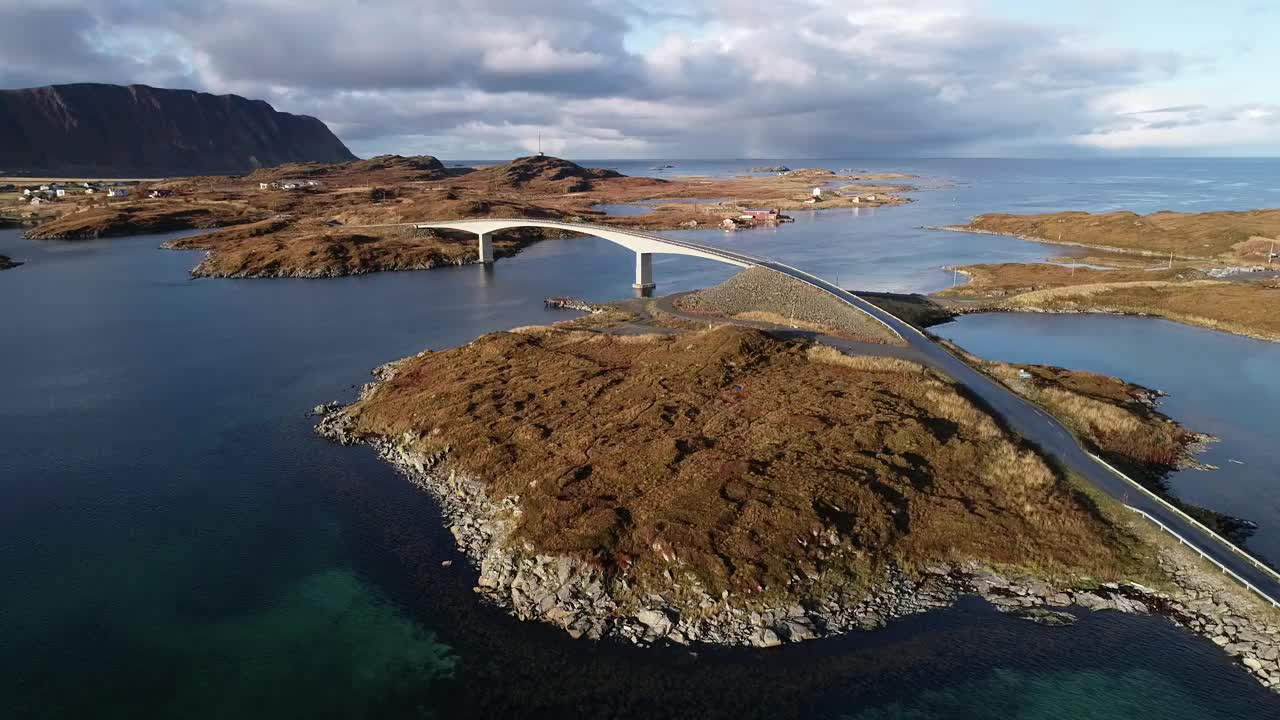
[811,187,822,198]
[259,182,272,190]
[30,197,46,205]
[56,189,68,197]
[106,188,129,198]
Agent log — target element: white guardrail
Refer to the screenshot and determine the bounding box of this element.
[421,219,1280,608]
[1127,506,1280,609]
[1088,452,1280,608]
[590,222,1280,607]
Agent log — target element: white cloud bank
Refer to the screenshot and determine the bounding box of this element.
[0,0,1275,157]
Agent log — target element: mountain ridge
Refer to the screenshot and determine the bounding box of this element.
[0,83,356,177]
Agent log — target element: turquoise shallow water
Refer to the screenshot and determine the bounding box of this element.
[2,158,1279,717]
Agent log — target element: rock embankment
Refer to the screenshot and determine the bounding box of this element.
[0,254,20,270]
[544,297,607,313]
[676,267,902,344]
[319,416,955,646]
[314,321,1280,692]
[317,410,1280,689]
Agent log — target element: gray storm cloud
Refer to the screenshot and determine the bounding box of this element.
[2,0,1264,157]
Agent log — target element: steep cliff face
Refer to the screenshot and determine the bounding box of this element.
[0,83,356,177]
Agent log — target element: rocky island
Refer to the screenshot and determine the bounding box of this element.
[938,210,1280,341]
[14,155,913,278]
[0,254,19,270]
[317,268,1280,689]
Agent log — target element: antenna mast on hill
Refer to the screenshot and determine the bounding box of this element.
[538,134,544,156]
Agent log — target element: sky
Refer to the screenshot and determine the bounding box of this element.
[0,0,1276,159]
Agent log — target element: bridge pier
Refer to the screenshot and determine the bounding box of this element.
[477,232,494,264]
[633,252,654,290]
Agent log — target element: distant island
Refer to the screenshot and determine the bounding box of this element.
[937,210,1280,341]
[0,83,355,177]
[9,154,913,278]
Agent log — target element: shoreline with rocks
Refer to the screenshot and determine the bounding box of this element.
[315,363,1280,691]
[181,248,489,279]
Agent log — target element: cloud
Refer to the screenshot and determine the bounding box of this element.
[1076,101,1280,152]
[1126,104,1210,115]
[0,0,1274,157]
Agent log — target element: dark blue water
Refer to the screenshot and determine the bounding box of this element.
[604,157,1280,293]
[933,312,1280,562]
[3,158,1280,718]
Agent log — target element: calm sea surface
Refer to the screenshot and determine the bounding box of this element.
[2,158,1279,717]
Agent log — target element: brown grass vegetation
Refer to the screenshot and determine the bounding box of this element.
[341,324,1151,602]
[937,262,1280,341]
[934,263,1196,298]
[979,361,1199,473]
[935,339,1254,541]
[804,345,927,374]
[960,209,1280,262]
[16,155,913,277]
[24,200,264,239]
[163,221,543,278]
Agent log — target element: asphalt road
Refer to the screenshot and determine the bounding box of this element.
[402,217,1280,606]
[645,230,1280,606]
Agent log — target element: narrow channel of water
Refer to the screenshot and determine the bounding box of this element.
[4,157,1280,717]
[933,312,1280,562]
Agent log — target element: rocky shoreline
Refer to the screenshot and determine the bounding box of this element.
[315,366,1280,691]
[0,254,20,271]
[185,253,483,279]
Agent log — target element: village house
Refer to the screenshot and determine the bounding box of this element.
[148,189,175,198]
[29,196,46,205]
[106,188,129,198]
[740,208,781,222]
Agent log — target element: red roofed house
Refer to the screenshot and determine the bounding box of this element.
[739,208,780,222]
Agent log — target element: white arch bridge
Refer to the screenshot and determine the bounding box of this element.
[415,216,1280,610]
[414,218,750,290]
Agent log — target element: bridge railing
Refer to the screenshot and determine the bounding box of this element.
[413,216,1280,608]
[1125,505,1280,608]
[1086,451,1280,587]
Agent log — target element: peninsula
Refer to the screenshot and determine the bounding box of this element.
[938,210,1280,341]
[318,267,1280,689]
[10,155,913,279]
